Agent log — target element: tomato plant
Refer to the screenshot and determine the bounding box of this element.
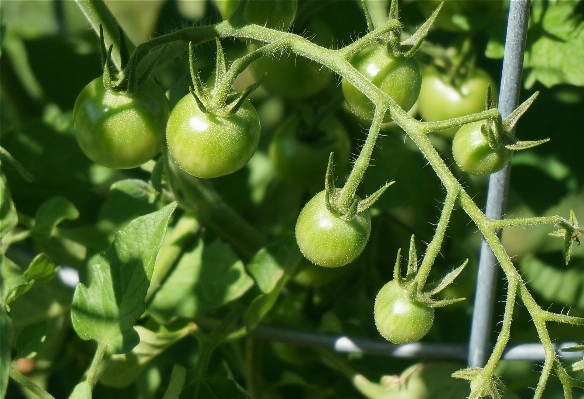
[166,94,261,179]
[216,0,298,30]
[250,18,334,99]
[295,190,371,268]
[269,114,350,188]
[73,77,169,169]
[342,44,421,121]
[418,65,497,138]
[374,280,435,344]
[452,120,512,175]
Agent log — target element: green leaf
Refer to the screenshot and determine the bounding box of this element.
[243,237,302,331]
[519,254,584,307]
[24,253,59,284]
[15,320,47,359]
[99,321,194,388]
[110,179,158,204]
[148,238,254,324]
[71,203,176,354]
[0,256,12,398]
[31,196,79,239]
[0,170,18,240]
[161,364,186,399]
[524,3,584,88]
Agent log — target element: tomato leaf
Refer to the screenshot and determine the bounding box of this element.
[198,374,254,399]
[71,203,176,354]
[524,3,584,88]
[0,257,12,398]
[110,179,158,204]
[24,253,59,285]
[243,237,302,331]
[99,321,194,387]
[31,197,79,240]
[15,320,47,359]
[0,170,18,240]
[147,238,253,324]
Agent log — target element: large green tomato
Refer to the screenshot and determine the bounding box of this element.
[374,280,435,344]
[166,95,261,178]
[342,45,421,122]
[269,115,350,189]
[295,190,371,268]
[418,66,497,138]
[452,121,512,176]
[251,19,334,99]
[216,0,298,30]
[73,77,169,169]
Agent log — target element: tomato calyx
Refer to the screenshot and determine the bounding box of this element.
[98,25,166,96]
[392,236,468,309]
[187,40,264,118]
[322,154,393,222]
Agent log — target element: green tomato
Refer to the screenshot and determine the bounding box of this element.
[166,95,261,178]
[73,77,169,169]
[418,66,497,138]
[342,45,421,122]
[374,280,435,344]
[417,0,502,32]
[295,190,371,268]
[452,121,512,176]
[251,19,334,99]
[216,0,298,30]
[269,115,350,189]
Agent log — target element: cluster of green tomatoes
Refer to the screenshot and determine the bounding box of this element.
[72,0,506,345]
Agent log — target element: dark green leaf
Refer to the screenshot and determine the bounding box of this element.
[71,203,176,354]
[243,237,302,331]
[99,321,193,388]
[199,375,254,399]
[24,253,59,284]
[31,196,79,239]
[148,239,253,324]
[0,170,18,239]
[0,256,12,398]
[525,3,584,88]
[15,320,47,359]
[110,179,158,204]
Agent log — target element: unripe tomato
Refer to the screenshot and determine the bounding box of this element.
[342,45,421,122]
[73,77,169,169]
[166,95,261,178]
[418,66,497,138]
[452,121,512,176]
[269,115,350,189]
[216,0,298,30]
[374,280,434,344]
[295,190,371,268]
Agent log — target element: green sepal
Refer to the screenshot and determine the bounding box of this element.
[189,86,208,114]
[401,2,443,58]
[324,153,336,214]
[549,210,581,265]
[103,44,115,90]
[426,260,468,296]
[214,38,227,91]
[406,235,418,278]
[505,138,550,151]
[502,91,539,132]
[359,0,375,32]
[118,26,130,70]
[356,181,394,213]
[393,248,403,284]
[223,73,265,116]
[188,42,210,109]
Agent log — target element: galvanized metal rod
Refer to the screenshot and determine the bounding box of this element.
[467,0,531,368]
